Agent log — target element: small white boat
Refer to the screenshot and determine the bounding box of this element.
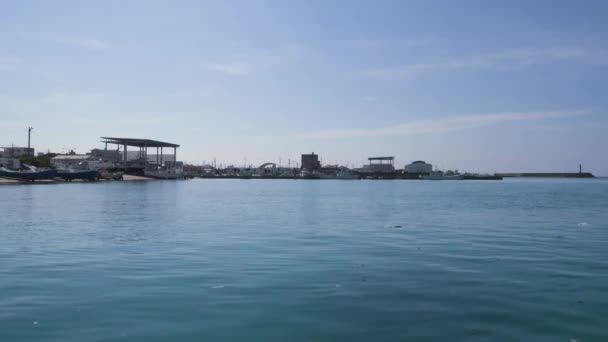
[144,162,185,179]
[144,168,185,179]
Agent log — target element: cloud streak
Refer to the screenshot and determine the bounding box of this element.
[286,110,588,140]
[27,33,117,50]
[360,47,608,80]
[201,44,310,76]
[202,62,250,76]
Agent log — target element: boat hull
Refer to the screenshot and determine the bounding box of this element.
[0,168,58,181]
[421,175,464,180]
[319,174,361,180]
[57,170,99,181]
[144,169,185,179]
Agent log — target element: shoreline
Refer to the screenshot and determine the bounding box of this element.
[0,174,155,185]
[1,175,603,185]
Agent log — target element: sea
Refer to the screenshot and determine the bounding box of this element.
[1,178,607,341]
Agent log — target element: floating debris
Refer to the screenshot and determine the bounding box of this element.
[577,222,590,227]
[335,284,342,288]
[33,321,38,325]
[393,225,403,228]
[211,285,225,289]
[577,298,584,304]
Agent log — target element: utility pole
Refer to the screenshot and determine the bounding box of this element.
[27,127,33,155]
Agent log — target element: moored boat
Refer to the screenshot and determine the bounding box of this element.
[421,171,464,180]
[0,167,58,181]
[319,171,361,180]
[56,169,99,181]
[144,168,185,179]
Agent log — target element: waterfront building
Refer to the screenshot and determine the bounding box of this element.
[90,149,122,163]
[361,157,395,173]
[301,153,321,171]
[51,154,94,169]
[0,157,20,169]
[124,151,175,164]
[404,160,433,174]
[0,147,35,158]
[100,137,182,177]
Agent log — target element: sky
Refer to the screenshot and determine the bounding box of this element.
[1,0,607,174]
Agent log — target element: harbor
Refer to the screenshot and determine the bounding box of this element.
[0,132,596,184]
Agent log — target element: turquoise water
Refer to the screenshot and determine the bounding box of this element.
[1,178,607,341]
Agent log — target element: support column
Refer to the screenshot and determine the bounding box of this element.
[123,144,127,171]
[160,147,163,167]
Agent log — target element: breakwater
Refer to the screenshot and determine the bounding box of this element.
[496,172,594,178]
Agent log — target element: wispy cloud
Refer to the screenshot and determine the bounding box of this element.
[202,62,251,76]
[360,47,608,80]
[286,110,588,140]
[41,91,109,103]
[27,33,117,50]
[201,44,309,76]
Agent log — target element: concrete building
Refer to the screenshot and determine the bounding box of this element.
[301,152,321,171]
[404,160,433,174]
[0,147,34,158]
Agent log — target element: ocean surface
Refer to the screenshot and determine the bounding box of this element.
[1,178,607,341]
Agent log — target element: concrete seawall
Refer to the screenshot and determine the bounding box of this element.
[495,172,595,178]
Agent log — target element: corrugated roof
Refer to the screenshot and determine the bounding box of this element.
[368,156,394,160]
[100,137,180,148]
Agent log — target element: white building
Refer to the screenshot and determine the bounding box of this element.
[0,158,20,169]
[404,160,433,174]
[0,147,34,158]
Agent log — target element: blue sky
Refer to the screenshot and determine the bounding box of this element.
[1,0,607,174]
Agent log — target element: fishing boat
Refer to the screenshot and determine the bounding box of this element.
[0,167,58,181]
[319,170,361,180]
[421,171,464,180]
[144,169,185,179]
[56,169,99,181]
[144,166,186,179]
[462,173,503,180]
[100,171,124,180]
